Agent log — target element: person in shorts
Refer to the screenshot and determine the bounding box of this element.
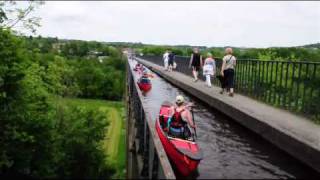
[189,48,203,82]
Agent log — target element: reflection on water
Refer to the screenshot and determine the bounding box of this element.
[129,59,320,179]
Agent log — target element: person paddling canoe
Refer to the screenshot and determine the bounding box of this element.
[167,95,195,140]
[142,69,154,78]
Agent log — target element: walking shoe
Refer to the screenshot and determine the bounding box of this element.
[229,93,234,97]
[220,90,224,94]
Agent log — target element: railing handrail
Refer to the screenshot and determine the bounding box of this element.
[143,54,320,65]
[136,55,320,123]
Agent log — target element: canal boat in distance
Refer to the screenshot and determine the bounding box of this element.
[133,63,139,71]
[155,101,202,176]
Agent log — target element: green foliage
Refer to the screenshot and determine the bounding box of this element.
[70,57,125,100]
[20,36,126,100]
[53,103,115,178]
[45,56,80,97]
[138,44,320,62]
[60,40,90,57]
[0,28,55,177]
[1,2,126,178]
[140,45,192,56]
[236,47,320,62]
[56,98,124,178]
[76,60,105,98]
[0,27,125,178]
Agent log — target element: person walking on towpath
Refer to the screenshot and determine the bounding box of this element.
[168,50,175,72]
[189,48,203,82]
[163,50,169,71]
[220,47,236,97]
[203,52,216,88]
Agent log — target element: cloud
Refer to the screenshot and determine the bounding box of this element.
[29,1,320,48]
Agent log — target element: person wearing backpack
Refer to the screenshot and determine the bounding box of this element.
[168,51,175,72]
[220,47,236,97]
[167,95,195,139]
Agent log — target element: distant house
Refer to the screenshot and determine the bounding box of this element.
[122,48,129,54]
[89,50,103,56]
[52,43,65,53]
[87,50,103,59]
[98,56,108,62]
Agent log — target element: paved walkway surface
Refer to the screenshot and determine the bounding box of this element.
[136,57,320,173]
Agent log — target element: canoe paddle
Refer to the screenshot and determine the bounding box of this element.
[190,105,197,139]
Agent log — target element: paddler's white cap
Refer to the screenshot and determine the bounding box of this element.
[175,95,184,104]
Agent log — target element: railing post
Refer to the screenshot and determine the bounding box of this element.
[250,60,254,96]
[278,62,284,106]
[148,133,156,179]
[151,151,159,179]
[289,63,295,110]
[308,64,317,111]
[138,104,145,155]
[273,61,279,105]
[295,63,302,111]
[140,114,149,178]
[255,60,258,97]
[268,61,274,103]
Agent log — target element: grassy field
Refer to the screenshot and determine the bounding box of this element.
[58,97,126,178]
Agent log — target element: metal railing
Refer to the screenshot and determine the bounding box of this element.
[138,55,320,122]
[126,59,176,179]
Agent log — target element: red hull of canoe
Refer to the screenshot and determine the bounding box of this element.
[155,102,202,176]
[138,82,152,92]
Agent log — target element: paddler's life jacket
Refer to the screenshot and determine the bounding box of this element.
[140,77,150,84]
[170,108,185,128]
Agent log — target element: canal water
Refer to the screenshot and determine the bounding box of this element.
[129,59,320,179]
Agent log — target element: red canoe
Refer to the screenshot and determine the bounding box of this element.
[155,101,202,176]
[137,77,152,92]
[133,64,142,73]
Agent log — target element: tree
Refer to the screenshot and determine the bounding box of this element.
[0,28,56,177]
[45,56,79,97]
[53,104,115,178]
[0,1,44,34]
[0,2,123,178]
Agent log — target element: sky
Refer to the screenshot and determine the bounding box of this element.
[25,1,320,48]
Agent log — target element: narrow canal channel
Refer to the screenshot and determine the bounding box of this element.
[129,59,320,179]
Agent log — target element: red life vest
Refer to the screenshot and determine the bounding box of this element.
[171,108,185,128]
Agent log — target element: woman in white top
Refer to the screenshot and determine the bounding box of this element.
[220,47,236,97]
[203,53,216,87]
[163,50,169,71]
